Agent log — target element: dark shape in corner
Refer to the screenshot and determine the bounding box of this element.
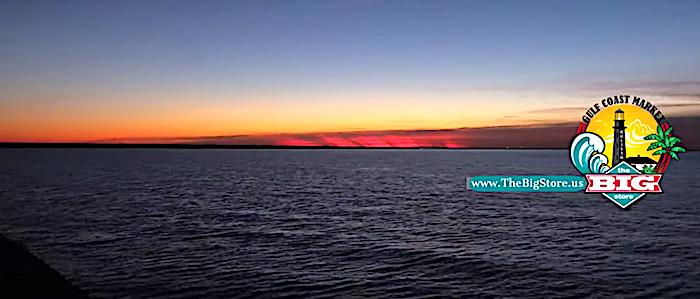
[0,234,89,298]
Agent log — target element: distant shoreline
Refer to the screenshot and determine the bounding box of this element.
[0,142,573,150]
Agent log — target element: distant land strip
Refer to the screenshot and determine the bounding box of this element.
[0,143,575,150]
[4,116,697,150]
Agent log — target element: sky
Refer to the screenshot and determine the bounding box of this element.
[1,0,700,146]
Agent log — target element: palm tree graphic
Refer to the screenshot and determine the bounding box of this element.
[644,125,686,172]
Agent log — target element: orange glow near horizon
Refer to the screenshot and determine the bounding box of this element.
[0,95,548,142]
[2,93,698,143]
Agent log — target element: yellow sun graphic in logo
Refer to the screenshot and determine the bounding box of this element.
[585,104,660,166]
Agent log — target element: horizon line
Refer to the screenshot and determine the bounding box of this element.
[0,142,571,150]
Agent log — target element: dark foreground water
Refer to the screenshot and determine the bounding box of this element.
[1,149,699,298]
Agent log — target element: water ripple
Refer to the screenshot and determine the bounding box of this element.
[1,149,699,298]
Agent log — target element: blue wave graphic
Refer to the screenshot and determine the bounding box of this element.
[570,133,610,174]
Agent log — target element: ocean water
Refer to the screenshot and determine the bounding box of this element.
[1,149,699,298]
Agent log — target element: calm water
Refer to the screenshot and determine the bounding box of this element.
[1,149,699,298]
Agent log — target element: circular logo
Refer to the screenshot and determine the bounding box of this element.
[571,95,686,208]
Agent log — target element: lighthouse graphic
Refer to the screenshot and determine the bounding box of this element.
[612,109,626,165]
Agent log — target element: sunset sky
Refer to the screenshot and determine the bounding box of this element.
[2,0,700,146]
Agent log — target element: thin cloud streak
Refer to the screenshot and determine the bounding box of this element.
[95,116,699,150]
[92,123,581,149]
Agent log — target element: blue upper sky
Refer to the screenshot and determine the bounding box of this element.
[3,0,700,89]
[2,0,700,140]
